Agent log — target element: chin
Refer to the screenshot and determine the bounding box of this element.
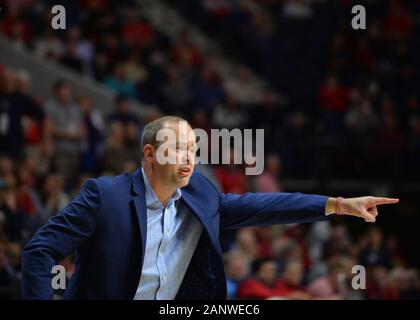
[179,177,191,187]
[176,175,191,187]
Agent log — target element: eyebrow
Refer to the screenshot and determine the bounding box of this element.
[173,142,197,151]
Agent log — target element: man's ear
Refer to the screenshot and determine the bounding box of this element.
[143,145,154,163]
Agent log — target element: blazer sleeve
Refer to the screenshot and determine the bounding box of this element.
[21,178,101,300]
[219,191,329,230]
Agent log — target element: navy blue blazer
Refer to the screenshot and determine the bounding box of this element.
[21,167,329,299]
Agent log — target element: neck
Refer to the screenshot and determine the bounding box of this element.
[143,165,176,206]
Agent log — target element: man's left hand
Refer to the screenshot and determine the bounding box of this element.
[326,196,399,222]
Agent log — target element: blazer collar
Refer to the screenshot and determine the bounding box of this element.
[130,167,221,254]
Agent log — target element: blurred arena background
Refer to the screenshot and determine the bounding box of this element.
[0,0,420,300]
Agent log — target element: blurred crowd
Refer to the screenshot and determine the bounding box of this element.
[175,0,420,180]
[0,67,147,299]
[0,0,419,299]
[223,224,420,300]
[1,0,419,180]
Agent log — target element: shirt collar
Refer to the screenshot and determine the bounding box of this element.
[141,167,182,209]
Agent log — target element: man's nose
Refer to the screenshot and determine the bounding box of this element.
[185,150,195,165]
[179,150,189,165]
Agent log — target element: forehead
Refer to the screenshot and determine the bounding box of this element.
[165,121,196,143]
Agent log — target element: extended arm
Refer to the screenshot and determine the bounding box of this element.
[219,192,329,229]
[219,192,399,229]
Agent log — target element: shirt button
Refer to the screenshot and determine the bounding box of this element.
[162,276,166,281]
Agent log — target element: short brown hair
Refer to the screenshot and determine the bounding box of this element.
[140,116,188,160]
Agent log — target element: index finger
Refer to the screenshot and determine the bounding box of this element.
[373,197,400,205]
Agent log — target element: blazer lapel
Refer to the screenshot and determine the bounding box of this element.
[180,190,221,255]
[130,168,148,266]
[130,167,222,263]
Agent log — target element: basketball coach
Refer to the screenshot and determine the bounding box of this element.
[21,116,399,299]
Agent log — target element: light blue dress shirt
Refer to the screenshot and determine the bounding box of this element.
[133,169,203,300]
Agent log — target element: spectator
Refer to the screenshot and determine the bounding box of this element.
[254,154,283,193]
[34,28,64,61]
[384,0,413,40]
[0,242,19,299]
[78,95,104,173]
[44,80,84,187]
[0,3,30,45]
[307,221,332,274]
[386,235,405,267]
[227,228,260,267]
[107,94,140,127]
[68,26,95,68]
[0,69,44,159]
[359,227,391,269]
[273,260,312,300]
[345,92,379,136]
[122,11,156,48]
[123,51,148,85]
[317,75,351,133]
[124,121,141,171]
[14,70,45,149]
[161,67,192,115]
[104,63,137,99]
[306,256,355,299]
[324,224,353,258]
[399,269,420,299]
[0,176,26,242]
[237,258,285,300]
[254,226,275,259]
[192,65,224,111]
[224,67,260,105]
[212,96,247,129]
[100,122,131,174]
[39,173,70,222]
[214,148,247,194]
[365,264,397,300]
[60,38,83,73]
[224,251,249,299]
[282,0,313,19]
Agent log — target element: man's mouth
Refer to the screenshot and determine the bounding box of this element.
[179,167,192,178]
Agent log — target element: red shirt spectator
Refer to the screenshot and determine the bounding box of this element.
[237,277,286,299]
[0,9,30,43]
[215,166,246,194]
[273,279,306,297]
[384,2,413,40]
[317,76,350,113]
[122,18,155,47]
[214,149,247,194]
[238,259,312,299]
[237,258,285,299]
[171,34,204,67]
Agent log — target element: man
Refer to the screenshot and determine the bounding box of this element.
[0,69,44,159]
[44,80,84,186]
[21,116,399,299]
